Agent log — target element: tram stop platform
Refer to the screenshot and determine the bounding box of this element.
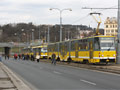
[0,62,31,90]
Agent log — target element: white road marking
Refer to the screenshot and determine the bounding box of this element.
[80,79,96,85]
[53,71,62,74]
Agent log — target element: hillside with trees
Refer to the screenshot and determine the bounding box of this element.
[0,22,103,43]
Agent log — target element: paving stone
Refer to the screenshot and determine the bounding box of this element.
[0,69,8,78]
[2,89,17,90]
[0,80,14,88]
[3,89,17,90]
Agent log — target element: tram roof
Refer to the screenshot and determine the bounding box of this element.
[31,44,47,48]
[48,35,115,45]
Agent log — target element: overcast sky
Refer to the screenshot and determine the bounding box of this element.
[0,0,118,28]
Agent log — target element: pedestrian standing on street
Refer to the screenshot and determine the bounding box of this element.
[7,55,9,60]
[36,55,40,62]
[5,55,7,60]
[51,53,56,65]
[0,55,2,61]
[14,53,18,60]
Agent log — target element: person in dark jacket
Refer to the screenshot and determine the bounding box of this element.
[51,53,56,65]
[0,55,2,61]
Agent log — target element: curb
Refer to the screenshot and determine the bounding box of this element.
[0,62,32,90]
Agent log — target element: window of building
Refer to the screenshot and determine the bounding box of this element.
[106,25,108,28]
[111,30,114,33]
[113,25,114,28]
[106,30,110,33]
[110,25,112,28]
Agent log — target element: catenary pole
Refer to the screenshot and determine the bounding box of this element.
[47,26,50,44]
[117,0,120,64]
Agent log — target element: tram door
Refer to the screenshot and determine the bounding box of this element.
[38,48,41,57]
[60,43,65,60]
[75,42,79,58]
[60,43,67,60]
[89,41,93,59]
[61,45,65,57]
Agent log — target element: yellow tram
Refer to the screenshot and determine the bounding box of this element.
[31,44,48,59]
[48,35,116,64]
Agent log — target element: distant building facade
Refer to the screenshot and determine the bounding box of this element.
[75,25,93,38]
[104,17,118,37]
[0,29,3,38]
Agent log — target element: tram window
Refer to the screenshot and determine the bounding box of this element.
[83,43,87,50]
[59,43,62,51]
[78,40,81,50]
[67,42,69,51]
[64,42,68,51]
[54,44,57,51]
[55,44,58,52]
[94,38,100,50]
[64,42,67,52]
[79,44,82,50]
[71,41,75,51]
[87,43,89,50]
[53,45,55,51]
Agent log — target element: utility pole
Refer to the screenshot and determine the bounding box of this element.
[117,0,120,64]
[47,26,50,44]
[50,8,72,42]
[45,30,46,43]
[32,29,34,43]
[39,26,40,41]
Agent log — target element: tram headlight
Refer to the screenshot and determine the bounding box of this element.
[102,55,104,57]
[113,54,116,57]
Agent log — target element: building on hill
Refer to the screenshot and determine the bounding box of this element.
[104,17,118,37]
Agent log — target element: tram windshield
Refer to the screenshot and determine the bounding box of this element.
[99,37,115,50]
[41,47,47,53]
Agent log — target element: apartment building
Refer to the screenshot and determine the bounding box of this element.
[104,17,118,37]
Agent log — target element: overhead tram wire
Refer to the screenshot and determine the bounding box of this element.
[82,5,118,12]
[68,5,118,37]
[71,5,117,25]
[81,5,118,29]
[82,7,118,10]
[71,14,89,24]
[95,5,118,12]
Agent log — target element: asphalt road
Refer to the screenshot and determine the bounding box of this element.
[2,58,120,90]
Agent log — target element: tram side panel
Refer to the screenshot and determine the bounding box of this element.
[59,42,69,61]
[70,39,89,63]
[48,43,59,60]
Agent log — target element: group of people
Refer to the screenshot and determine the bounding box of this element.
[13,53,34,61]
[4,53,57,65]
[14,53,24,60]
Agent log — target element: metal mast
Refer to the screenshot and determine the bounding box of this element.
[117,0,120,64]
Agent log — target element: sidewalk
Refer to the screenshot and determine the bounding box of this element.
[0,62,32,90]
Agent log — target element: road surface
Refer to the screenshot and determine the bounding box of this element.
[2,58,120,90]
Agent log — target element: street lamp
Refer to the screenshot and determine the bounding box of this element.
[21,29,24,42]
[50,8,72,42]
[31,29,34,43]
[21,29,24,32]
[14,33,20,53]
